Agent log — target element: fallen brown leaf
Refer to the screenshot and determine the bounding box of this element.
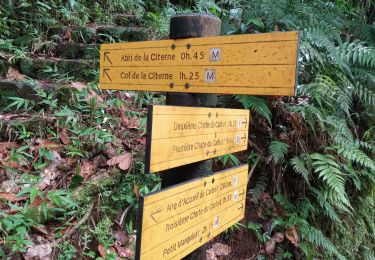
[98,244,106,258]
[104,143,116,158]
[1,155,21,169]
[24,243,52,260]
[120,108,128,127]
[117,247,134,258]
[35,138,61,150]
[114,230,130,246]
[0,142,18,153]
[134,184,140,201]
[98,244,118,259]
[127,117,139,129]
[1,179,19,194]
[206,248,218,260]
[273,232,284,243]
[80,160,95,180]
[60,128,71,145]
[265,239,276,255]
[0,192,27,202]
[210,243,231,256]
[107,152,132,171]
[32,225,50,236]
[39,151,64,190]
[6,67,26,80]
[70,82,87,91]
[285,227,299,247]
[86,89,104,105]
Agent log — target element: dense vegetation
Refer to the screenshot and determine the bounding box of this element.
[0,0,374,259]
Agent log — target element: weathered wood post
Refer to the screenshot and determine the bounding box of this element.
[161,14,221,259]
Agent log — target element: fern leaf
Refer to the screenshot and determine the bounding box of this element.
[354,83,375,107]
[335,146,375,172]
[249,171,267,201]
[307,226,346,260]
[310,153,350,209]
[269,141,289,163]
[235,95,272,126]
[290,156,311,186]
[311,187,341,222]
[194,0,221,13]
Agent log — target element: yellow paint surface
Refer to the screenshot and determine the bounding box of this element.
[147,105,250,173]
[100,31,299,96]
[138,165,248,259]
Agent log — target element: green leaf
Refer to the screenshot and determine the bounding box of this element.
[30,188,39,204]
[269,141,289,163]
[290,156,311,186]
[235,95,272,126]
[69,174,84,189]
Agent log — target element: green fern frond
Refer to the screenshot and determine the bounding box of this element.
[306,226,346,260]
[311,187,341,222]
[289,104,324,133]
[299,41,325,64]
[290,156,311,186]
[321,184,352,212]
[302,25,341,49]
[355,140,375,152]
[235,95,272,126]
[355,23,375,45]
[269,141,289,163]
[274,194,295,213]
[333,40,375,68]
[335,145,375,172]
[299,241,314,259]
[354,83,375,107]
[324,116,354,144]
[249,171,267,201]
[310,153,350,209]
[194,0,221,13]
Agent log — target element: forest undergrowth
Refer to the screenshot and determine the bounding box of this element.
[0,0,375,259]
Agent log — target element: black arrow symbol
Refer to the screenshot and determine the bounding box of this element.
[238,202,244,212]
[239,188,245,199]
[241,133,247,143]
[103,69,112,81]
[104,52,112,64]
[150,208,163,223]
[242,117,248,127]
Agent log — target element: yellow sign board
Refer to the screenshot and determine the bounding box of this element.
[100,31,299,96]
[145,105,250,173]
[135,164,248,260]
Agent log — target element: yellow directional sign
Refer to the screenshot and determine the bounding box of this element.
[145,105,250,173]
[100,31,299,96]
[135,164,248,260]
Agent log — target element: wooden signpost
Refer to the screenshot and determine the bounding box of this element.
[136,165,248,260]
[99,12,299,260]
[100,32,299,96]
[145,105,250,173]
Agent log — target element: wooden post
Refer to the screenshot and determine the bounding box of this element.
[161,14,221,260]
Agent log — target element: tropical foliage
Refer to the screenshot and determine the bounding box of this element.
[0,0,374,259]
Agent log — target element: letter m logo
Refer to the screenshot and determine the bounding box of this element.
[204,69,216,83]
[210,48,221,61]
